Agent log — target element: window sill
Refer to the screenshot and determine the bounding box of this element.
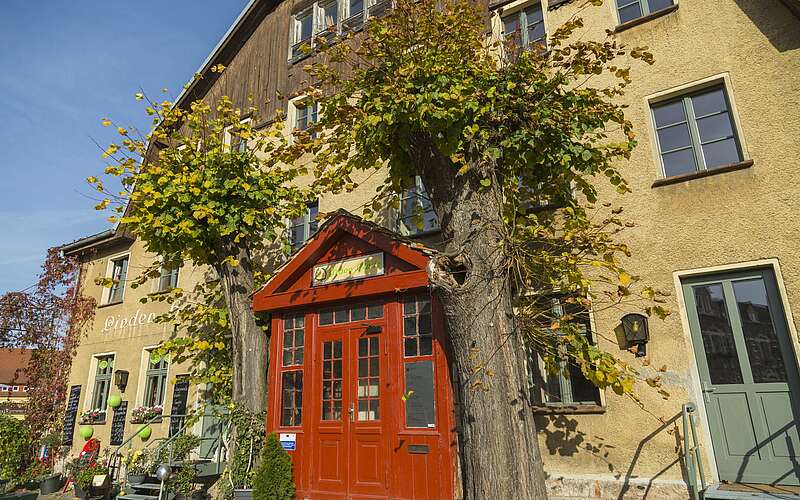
[532,404,606,415]
[651,160,754,188]
[613,4,679,34]
[97,300,123,309]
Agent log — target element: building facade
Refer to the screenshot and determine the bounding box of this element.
[62,0,800,498]
[0,348,31,420]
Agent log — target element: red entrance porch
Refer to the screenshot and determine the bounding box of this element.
[253,212,456,499]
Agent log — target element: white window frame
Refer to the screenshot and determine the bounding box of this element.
[84,351,116,412]
[288,200,320,252]
[524,297,605,408]
[289,0,390,61]
[497,0,547,50]
[614,0,677,25]
[102,252,130,305]
[136,346,171,408]
[154,263,180,294]
[287,97,319,142]
[396,176,440,236]
[223,117,253,153]
[645,73,748,180]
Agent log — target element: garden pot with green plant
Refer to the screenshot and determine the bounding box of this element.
[123,449,151,485]
[66,459,109,499]
[0,416,32,490]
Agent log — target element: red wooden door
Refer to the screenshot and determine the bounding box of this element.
[311,325,389,498]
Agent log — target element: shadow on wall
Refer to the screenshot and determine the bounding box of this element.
[732,0,800,52]
[536,411,693,499]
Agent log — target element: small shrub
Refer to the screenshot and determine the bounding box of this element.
[0,415,31,483]
[252,434,294,500]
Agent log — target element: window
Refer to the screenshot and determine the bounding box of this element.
[403,295,433,357]
[527,297,602,407]
[500,2,546,51]
[281,371,304,426]
[293,101,318,137]
[319,302,384,326]
[291,8,314,60]
[106,255,129,304]
[280,315,305,427]
[282,315,305,367]
[402,295,436,428]
[398,176,439,236]
[91,354,114,410]
[290,0,390,60]
[143,351,169,407]
[316,0,339,39]
[616,0,674,24]
[289,200,319,252]
[321,340,342,421]
[357,336,380,421]
[156,265,179,293]
[226,119,251,153]
[651,85,743,178]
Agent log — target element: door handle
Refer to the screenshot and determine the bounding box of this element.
[348,403,354,422]
[701,382,716,403]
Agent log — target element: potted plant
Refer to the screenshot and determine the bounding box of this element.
[123,449,150,485]
[65,459,109,500]
[130,405,163,424]
[78,409,106,425]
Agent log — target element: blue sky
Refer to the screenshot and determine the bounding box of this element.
[0,1,249,293]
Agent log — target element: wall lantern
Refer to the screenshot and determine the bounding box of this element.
[114,370,129,391]
[621,313,650,357]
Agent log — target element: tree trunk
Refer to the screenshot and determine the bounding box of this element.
[416,143,548,499]
[214,243,268,414]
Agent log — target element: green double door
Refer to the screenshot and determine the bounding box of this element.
[683,269,800,486]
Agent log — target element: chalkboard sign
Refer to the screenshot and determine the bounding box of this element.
[404,361,436,428]
[62,385,81,446]
[169,378,190,437]
[110,401,129,445]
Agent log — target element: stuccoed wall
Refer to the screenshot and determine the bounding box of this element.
[66,237,209,455]
[529,0,800,495]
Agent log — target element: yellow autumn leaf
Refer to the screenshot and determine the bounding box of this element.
[101,118,112,127]
[619,272,632,286]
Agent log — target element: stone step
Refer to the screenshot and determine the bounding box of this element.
[704,483,800,500]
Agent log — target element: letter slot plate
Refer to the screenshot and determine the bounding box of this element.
[408,444,429,454]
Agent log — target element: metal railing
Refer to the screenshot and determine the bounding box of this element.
[108,412,229,486]
[682,403,707,500]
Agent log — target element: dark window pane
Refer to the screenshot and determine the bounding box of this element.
[697,113,734,143]
[419,314,432,335]
[524,5,543,23]
[404,338,418,357]
[333,340,342,359]
[692,284,743,384]
[691,88,728,118]
[419,337,433,356]
[350,0,363,15]
[323,342,332,359]
[334,307,349,324]
[657,123,693,152]
[568,363,602,404]
[351,305,366,321]
[733,279,787,383]
[702,138,741,168]
[319,309,333,325]
[359,338,368,357]
[367,303,384,319]
[404,361,436,428]
[662,148,698,177]
[648,0,674,11]
[369,338,379,355]
[333,359,342,378]
[502,14,519,36]
[299,12,313,41]
[282,350,292,366]
[403,299,416,315]
[404,316,417,336]
[652,100,686,128]
[359,359,368,378]
[618,2,643,23]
